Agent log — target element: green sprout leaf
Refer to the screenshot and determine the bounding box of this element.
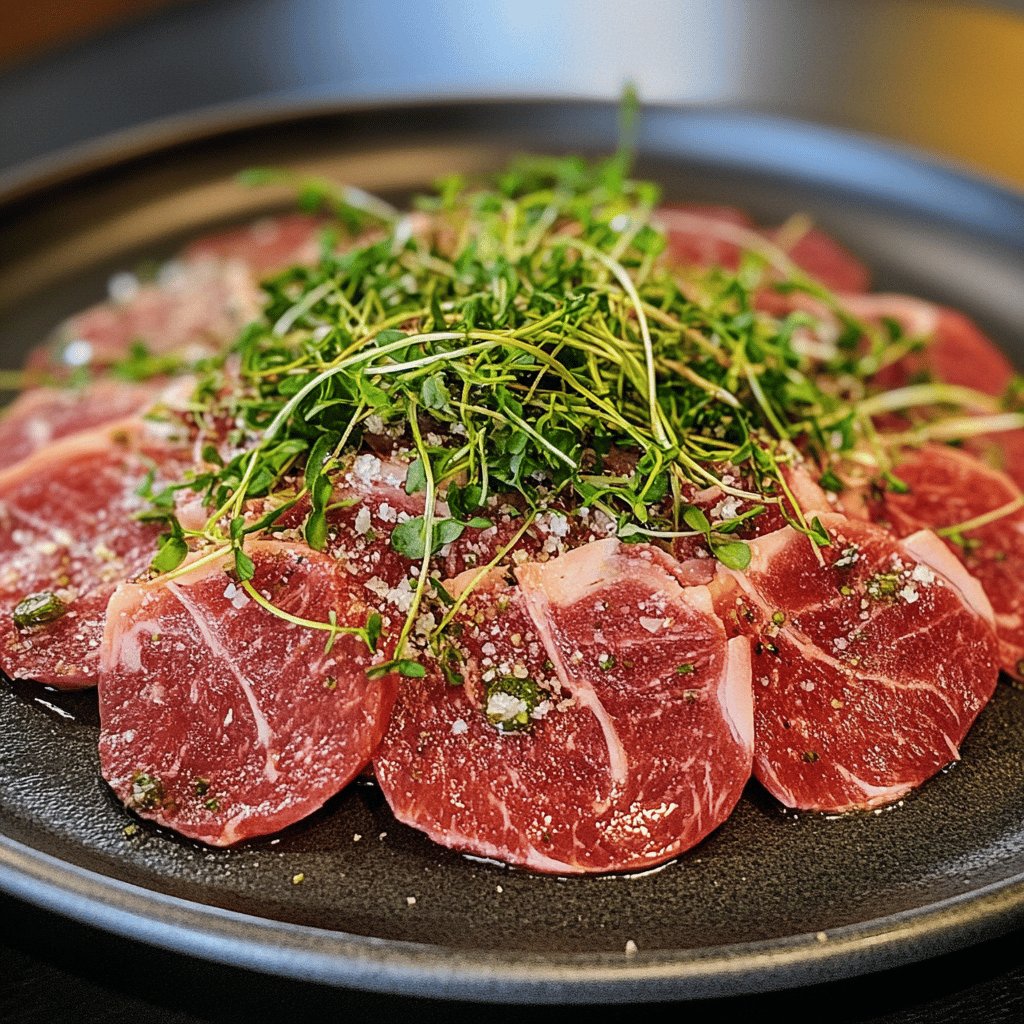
[151,535,188,575]
[711,540,752,571]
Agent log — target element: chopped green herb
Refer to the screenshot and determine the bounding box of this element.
[866,571,901,600]
[484,676,542,733]
[130,132,1019,672]
[12,591,67,629]
[129,772,164,810]
[438,643,466,687]
[818,469,845,493]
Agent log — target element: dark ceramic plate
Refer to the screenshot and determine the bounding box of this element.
[1,101,1023,1005]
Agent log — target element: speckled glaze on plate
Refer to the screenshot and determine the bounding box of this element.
[1,100,1023,1004]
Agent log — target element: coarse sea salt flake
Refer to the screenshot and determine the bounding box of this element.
[547,513,570,537]
[354,507,372,535]
[386,578,415,611]
[911,563,935,585]
[351,454,382,486]
[107,271,140,304]
[531,699,553,720]
[486,692,528,723]
[711,496,742,521]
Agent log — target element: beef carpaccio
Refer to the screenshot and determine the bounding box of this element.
[0,153,1019,871]
[715,515,999,811]
[99,541,396,845]
[0,418,193,687]
[849,445,1024,681]
[376,540,753,873]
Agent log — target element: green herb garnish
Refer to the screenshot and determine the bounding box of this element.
[133,128,1024,674]
[12,591,67,629]
[130,772,165,810]
[485,676,542,733]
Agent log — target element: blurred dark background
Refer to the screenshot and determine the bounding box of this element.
[0,1,1022,189]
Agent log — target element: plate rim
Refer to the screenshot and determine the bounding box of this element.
[1,94,1023,220]
[3,832,1024,1004]
[2,96,1024,1003]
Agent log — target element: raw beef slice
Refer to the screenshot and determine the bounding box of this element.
[183,213,325,276]
[847,293,1024,489]
[848,294,1015,397]
[854,445,1024,680]
[669,462,834,584]
[716,513,1000,812]
[99,540,397,845]
[656,204,869,291]
[0,419,189,688]
[657,204,756,271]
[766,223,870,293]
[375,538,753,874]
[35,258,261,374]
[0,379,164,471]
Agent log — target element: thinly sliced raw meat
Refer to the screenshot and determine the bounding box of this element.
[847,294,1024,487]
[183,214,324,276]
[670,463,834,583]
[375,538,753,874]
[323,457,433,628]
[39,258,261,373]
[211,454,446,641]
[0,379,164,471]
[657,204,754,271]
[441,502,619,579]
[237,454,575,624]
[33,213,357,375]
[0,419,189,688]
[715,513,999,812]
[657,205,869,291]
[98,540,396,845]
[767,225,870,293]
[851,445,1024,680]
[851,295,1015,396]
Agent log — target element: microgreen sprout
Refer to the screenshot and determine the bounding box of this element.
[126,145,1015,677]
